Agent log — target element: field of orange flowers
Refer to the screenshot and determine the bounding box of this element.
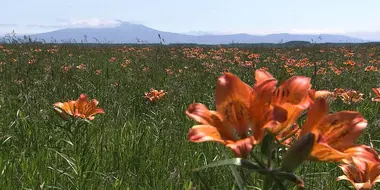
[0,43,380,189]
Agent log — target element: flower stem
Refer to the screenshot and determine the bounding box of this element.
[262,175,273,190]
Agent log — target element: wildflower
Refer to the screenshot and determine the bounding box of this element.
[343,145,380,171]
[317,68,327,75]
[76,63,86,70]
[344,60,356,66]
[186,71,287,158]
[372,88,380,102]
[28,59,36,65]
[61,65,73,73]
[261,70,313,138]
[166,68,173,75]
[53,94,104,120]
[95,69,102,75]
[144,88,167,102]
[337,147,380,190]
[299,98,367,162]
[112,82,119,87]
[365,66,378,72]
[337,162,380,190]
[330,66,342,75]
[248,53,260,59]
[340,90,364,104]
[109,57,117,63]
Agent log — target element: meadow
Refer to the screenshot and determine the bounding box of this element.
[0,42,380,189]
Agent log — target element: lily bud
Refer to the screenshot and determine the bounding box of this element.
[281,132,315,172]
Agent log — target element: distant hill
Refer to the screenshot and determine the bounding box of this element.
[9,22,366,44]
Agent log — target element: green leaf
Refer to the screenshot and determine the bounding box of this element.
[192,158,242,172]
[222,150,245,190]
[275,171,304,189]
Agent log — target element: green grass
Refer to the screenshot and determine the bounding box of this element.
[0,43,380,189]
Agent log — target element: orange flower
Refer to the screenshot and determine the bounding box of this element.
[340,90,364,104]
[344,60,356,66]
[109,57,117,63]
[186,72,280,158]
[372,88,380,102]
[343,145,380,172]
[338,147,380,189]
[299,98,367,162]
[144,88,167,102]
[165,68,173,75]
[337,162,380,190]
[330,66,342,75]
[76,63,86,70]
[259,69,313,138]
[54,94,104,120]
[364,66,378,72]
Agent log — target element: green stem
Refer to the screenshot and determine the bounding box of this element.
[262,175,273,190]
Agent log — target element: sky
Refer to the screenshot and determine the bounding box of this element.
[2,0,380,39]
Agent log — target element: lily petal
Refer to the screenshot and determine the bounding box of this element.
[318,112,367,151]
[370,163,380,185]
[344,145,380,172]
[267,103,304,136]
[215,72,252,138]
[186,103,237,141]
[300,98,329,136]
[273,76,311,109]
[54,101,76,116]
[310,136,349,162]
[186,103,221,125]
[254,69,276,85]
[188,125,226,144]
[225,137,254,158]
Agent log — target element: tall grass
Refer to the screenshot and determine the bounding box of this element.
[0,43,379,189]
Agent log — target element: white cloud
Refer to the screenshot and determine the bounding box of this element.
[57,18,123,28]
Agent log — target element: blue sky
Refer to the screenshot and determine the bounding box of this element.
[2,0,380,38]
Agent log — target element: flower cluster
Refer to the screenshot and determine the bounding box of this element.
[185,69,380,189]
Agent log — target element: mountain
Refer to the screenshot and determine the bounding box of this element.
[17,22,366,44]
[345,31,380,41]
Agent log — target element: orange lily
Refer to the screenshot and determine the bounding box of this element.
[343,145,380,172]
[299,98,367,162]
[186,72,281,158]
[372,88,380,102]
[144,88,167,102]
[54,94,104,120]
[337,148,380,190]
[255,69,313,139]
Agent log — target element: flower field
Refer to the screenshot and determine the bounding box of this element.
[0,43,380,189]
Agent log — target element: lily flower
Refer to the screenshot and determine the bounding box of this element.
[54,94,104,121]
[299,98,367,162]
[338,147,380,190]
[186,72,282,158]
